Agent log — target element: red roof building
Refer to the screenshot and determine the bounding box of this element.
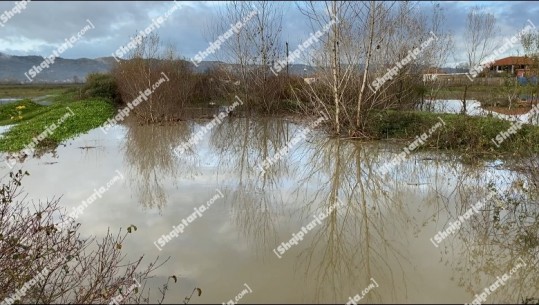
[489,56,535,77]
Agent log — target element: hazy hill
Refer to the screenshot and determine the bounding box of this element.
[0,52,341,83]
[0,52,115,83]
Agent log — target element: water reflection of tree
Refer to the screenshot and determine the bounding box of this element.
[209,117,294,183]
[191,115,539,302]
[432,157,539,303]
[454,186,537,303]
[122,120,195,210]
[291,138,415,303]
[208,117,294,252]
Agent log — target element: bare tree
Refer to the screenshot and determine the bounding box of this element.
[419,3,454,107]
[462,6,497,114]
[0,170,183,304]
[296,1,446,136]
[355,1,376,128]
[465,7,497,70]
[521,27,539,109]
[213,1,284,112]
[297,0,355,135]
[497,72,521,110]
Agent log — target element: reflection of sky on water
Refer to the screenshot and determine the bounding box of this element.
[423,99,539,125]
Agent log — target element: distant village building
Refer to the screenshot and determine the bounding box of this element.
[422,57,538,84]
[303,77,317,85]
[423,73,470,83]
[489,56,534,77]
[422,67,470,83]
[422,67,446,82]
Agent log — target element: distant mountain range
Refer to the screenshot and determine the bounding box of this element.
[0,52,114,83]
[1,52,458,84]
[0,52,319,84]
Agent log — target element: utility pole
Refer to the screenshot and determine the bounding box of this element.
[286,41,289,77]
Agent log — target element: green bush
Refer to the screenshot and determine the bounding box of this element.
[363,110,539,156]
[80,73,121,104]
[0,98,115,152]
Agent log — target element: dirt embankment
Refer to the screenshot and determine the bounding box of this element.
[484,101,537,115]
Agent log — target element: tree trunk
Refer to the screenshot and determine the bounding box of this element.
[331,1,340,135]
[356,1,375,129]
[462,84,468,115]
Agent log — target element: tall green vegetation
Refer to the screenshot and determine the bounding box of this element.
[80,73,122,104]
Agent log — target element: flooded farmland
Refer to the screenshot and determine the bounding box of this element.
[2,117,537,303]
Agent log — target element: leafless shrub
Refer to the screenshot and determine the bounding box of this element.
[111,33,198,123]
[0,170,185,304]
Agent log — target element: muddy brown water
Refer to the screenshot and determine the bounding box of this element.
[1,117,537,303]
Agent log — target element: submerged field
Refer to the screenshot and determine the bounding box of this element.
[1,117,537,303]
[0,86,115,152]
[2,84,539,158]
[0,83,538,304]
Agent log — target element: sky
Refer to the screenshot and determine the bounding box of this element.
[0,1,538,67]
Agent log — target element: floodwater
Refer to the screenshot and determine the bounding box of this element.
[1,117,537,303]
[0,95,55,106]
[0,125,12,139]
[421,99,539,125]
[0,98,20,105]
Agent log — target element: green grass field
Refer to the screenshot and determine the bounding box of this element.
[0,90,114,152]
[0,84,81,99]
[435,84,538,106]
[365,110,539,157]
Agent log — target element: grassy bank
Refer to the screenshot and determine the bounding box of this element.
[365,110,539,156]
[0,97,114,152]
[435,84,538,107]
[0,99,51,125]
[0,84,81,99]
[436,84,497,101]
